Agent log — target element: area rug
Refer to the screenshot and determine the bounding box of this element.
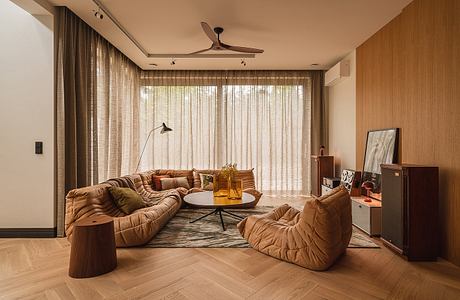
[145,207,379,248]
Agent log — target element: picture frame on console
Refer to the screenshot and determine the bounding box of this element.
[361,128,399,198]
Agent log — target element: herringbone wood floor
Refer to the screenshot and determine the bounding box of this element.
[1,196,460,299]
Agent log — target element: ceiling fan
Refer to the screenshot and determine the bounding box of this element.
[189,22,264,55]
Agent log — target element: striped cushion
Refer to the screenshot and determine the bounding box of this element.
[154,169,194,188]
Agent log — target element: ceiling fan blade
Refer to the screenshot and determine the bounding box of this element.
[221,43,264,53]
[188,46,213,55]
[201,22,219,44]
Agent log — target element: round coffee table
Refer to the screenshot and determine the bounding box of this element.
[183,191,255,231]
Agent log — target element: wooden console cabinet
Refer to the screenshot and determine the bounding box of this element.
[381,164,439,261]
[310,155,333,197]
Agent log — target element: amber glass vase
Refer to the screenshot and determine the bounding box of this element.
[213,173,228,197]
[227,179,242,200]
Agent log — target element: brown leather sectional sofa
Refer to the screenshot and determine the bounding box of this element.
[65,169,262,247]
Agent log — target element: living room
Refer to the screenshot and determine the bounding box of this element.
[0,0,459,298]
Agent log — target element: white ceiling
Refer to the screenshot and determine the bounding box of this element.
[48,0,412,70]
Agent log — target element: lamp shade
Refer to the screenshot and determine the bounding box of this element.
[160,123,173,134]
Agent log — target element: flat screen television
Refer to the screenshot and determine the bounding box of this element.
[362,128,399,194]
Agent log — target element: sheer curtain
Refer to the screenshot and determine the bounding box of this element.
[139,71,223,171]
[139,71,311,195]
[55,7,140,236]
[222,71,311,194]
[95,37,140,182]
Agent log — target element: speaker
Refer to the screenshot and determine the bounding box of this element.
[340,169,361,196]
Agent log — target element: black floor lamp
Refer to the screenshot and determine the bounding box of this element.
[135,122,172,173]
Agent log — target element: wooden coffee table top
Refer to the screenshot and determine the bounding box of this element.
[183,191,255,208]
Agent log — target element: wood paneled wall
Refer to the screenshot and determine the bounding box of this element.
[356,0,460,266]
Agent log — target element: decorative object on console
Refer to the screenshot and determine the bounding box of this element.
[361,128,399,195]
[321,177,340,196]
[311,155,334,197]
[340,169,361,196]
[361,181,375,202]
[381,164,439,261]
[323,177,341,189]
[135,122,172,172]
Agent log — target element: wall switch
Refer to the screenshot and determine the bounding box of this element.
[35,141,43,154]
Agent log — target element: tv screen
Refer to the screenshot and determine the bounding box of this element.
[362,128,399,194]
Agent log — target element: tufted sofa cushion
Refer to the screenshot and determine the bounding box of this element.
[237,186,352,270]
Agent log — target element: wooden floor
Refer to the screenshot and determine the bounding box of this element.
[1,196,460,300]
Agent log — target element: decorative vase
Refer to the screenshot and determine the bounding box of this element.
[213,173,228,197]
[227,179,242,200]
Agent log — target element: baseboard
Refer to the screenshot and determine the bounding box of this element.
[0,228,57,238]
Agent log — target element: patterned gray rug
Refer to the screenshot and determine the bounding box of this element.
[145,207,379,248]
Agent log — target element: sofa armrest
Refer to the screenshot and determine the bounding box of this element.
[64,183,123,239]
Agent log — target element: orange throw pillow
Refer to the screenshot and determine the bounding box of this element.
[152,175,171,190]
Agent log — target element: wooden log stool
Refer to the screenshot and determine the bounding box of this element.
[68,215,117,278]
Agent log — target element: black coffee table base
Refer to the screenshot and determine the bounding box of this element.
[189,208,244,231]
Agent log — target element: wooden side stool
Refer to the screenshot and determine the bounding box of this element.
[68,215,117,278]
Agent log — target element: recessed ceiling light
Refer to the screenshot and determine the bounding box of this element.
[149,63,158,67]
[310,63,320,66]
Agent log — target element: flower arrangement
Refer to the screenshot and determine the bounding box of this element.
[220,163,238,182]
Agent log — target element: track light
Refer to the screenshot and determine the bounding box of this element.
[93,8,103,19]
[241,59,247,67]
[170,59,176,65]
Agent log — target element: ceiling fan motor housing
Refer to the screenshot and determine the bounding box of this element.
[213,27,224,35]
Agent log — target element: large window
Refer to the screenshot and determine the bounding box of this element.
[139,75,311,195]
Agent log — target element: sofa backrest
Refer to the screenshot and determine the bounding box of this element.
[301,186,352,251]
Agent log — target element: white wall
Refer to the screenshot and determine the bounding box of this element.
[0,0,54,228]
[328,50,356,176]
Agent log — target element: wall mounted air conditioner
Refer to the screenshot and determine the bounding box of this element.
[325,60,350,86]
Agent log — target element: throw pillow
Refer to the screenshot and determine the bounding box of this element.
[152,175,171,190]
[108,186,145,214]
[160,177,190,190]
[199,173,214,190]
